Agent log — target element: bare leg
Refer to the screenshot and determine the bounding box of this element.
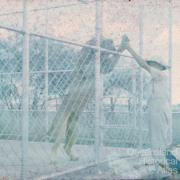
[63,80,94,161]
[51,111,79,161]
[50,78,94,161]
[48,76,81,139]
[50,104,73,163]
[64,112,79,161]
[48,96,74,139]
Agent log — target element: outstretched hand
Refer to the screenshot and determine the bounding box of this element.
[118,34,130,52]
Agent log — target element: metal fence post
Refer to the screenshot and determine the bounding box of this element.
[95,0,102,164]
[45,0,49,140]
[21,0,29,179]
[138,4,144,149]
[168,0,173,145]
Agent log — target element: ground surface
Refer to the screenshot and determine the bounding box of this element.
[46,160,177,180]
[0,140,131,179]
[1,140,180,179]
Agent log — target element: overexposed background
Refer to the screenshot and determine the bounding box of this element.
[0,0,179,105]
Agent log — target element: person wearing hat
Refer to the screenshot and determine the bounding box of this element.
[119,35,179,176]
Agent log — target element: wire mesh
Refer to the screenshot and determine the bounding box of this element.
[0,0,177,179]
[0,28,148,179]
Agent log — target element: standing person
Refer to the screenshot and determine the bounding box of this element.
[49,37,124,162]
[120,35,172,175]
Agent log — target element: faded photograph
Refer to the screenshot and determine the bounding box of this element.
[0,0,180,179]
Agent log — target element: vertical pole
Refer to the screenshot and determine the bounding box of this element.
[168,0,173,144]
[21,0,29,179]
[100,0,104,149]
[45,0,49,140]
[95,0,102,164]
[132,66,137,128]
[138,4,144,149]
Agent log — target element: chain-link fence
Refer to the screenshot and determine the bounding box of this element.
[0,0,179,179]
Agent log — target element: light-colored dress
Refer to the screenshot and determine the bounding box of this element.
[147,67,172,150]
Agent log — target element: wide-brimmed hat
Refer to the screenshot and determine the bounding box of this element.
[146,56,171,70]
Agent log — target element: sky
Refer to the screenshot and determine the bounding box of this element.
[0,0,180,105]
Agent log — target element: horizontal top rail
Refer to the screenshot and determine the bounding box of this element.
[0,24,134,59]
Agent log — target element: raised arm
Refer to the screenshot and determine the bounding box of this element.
[120,35,151,73]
